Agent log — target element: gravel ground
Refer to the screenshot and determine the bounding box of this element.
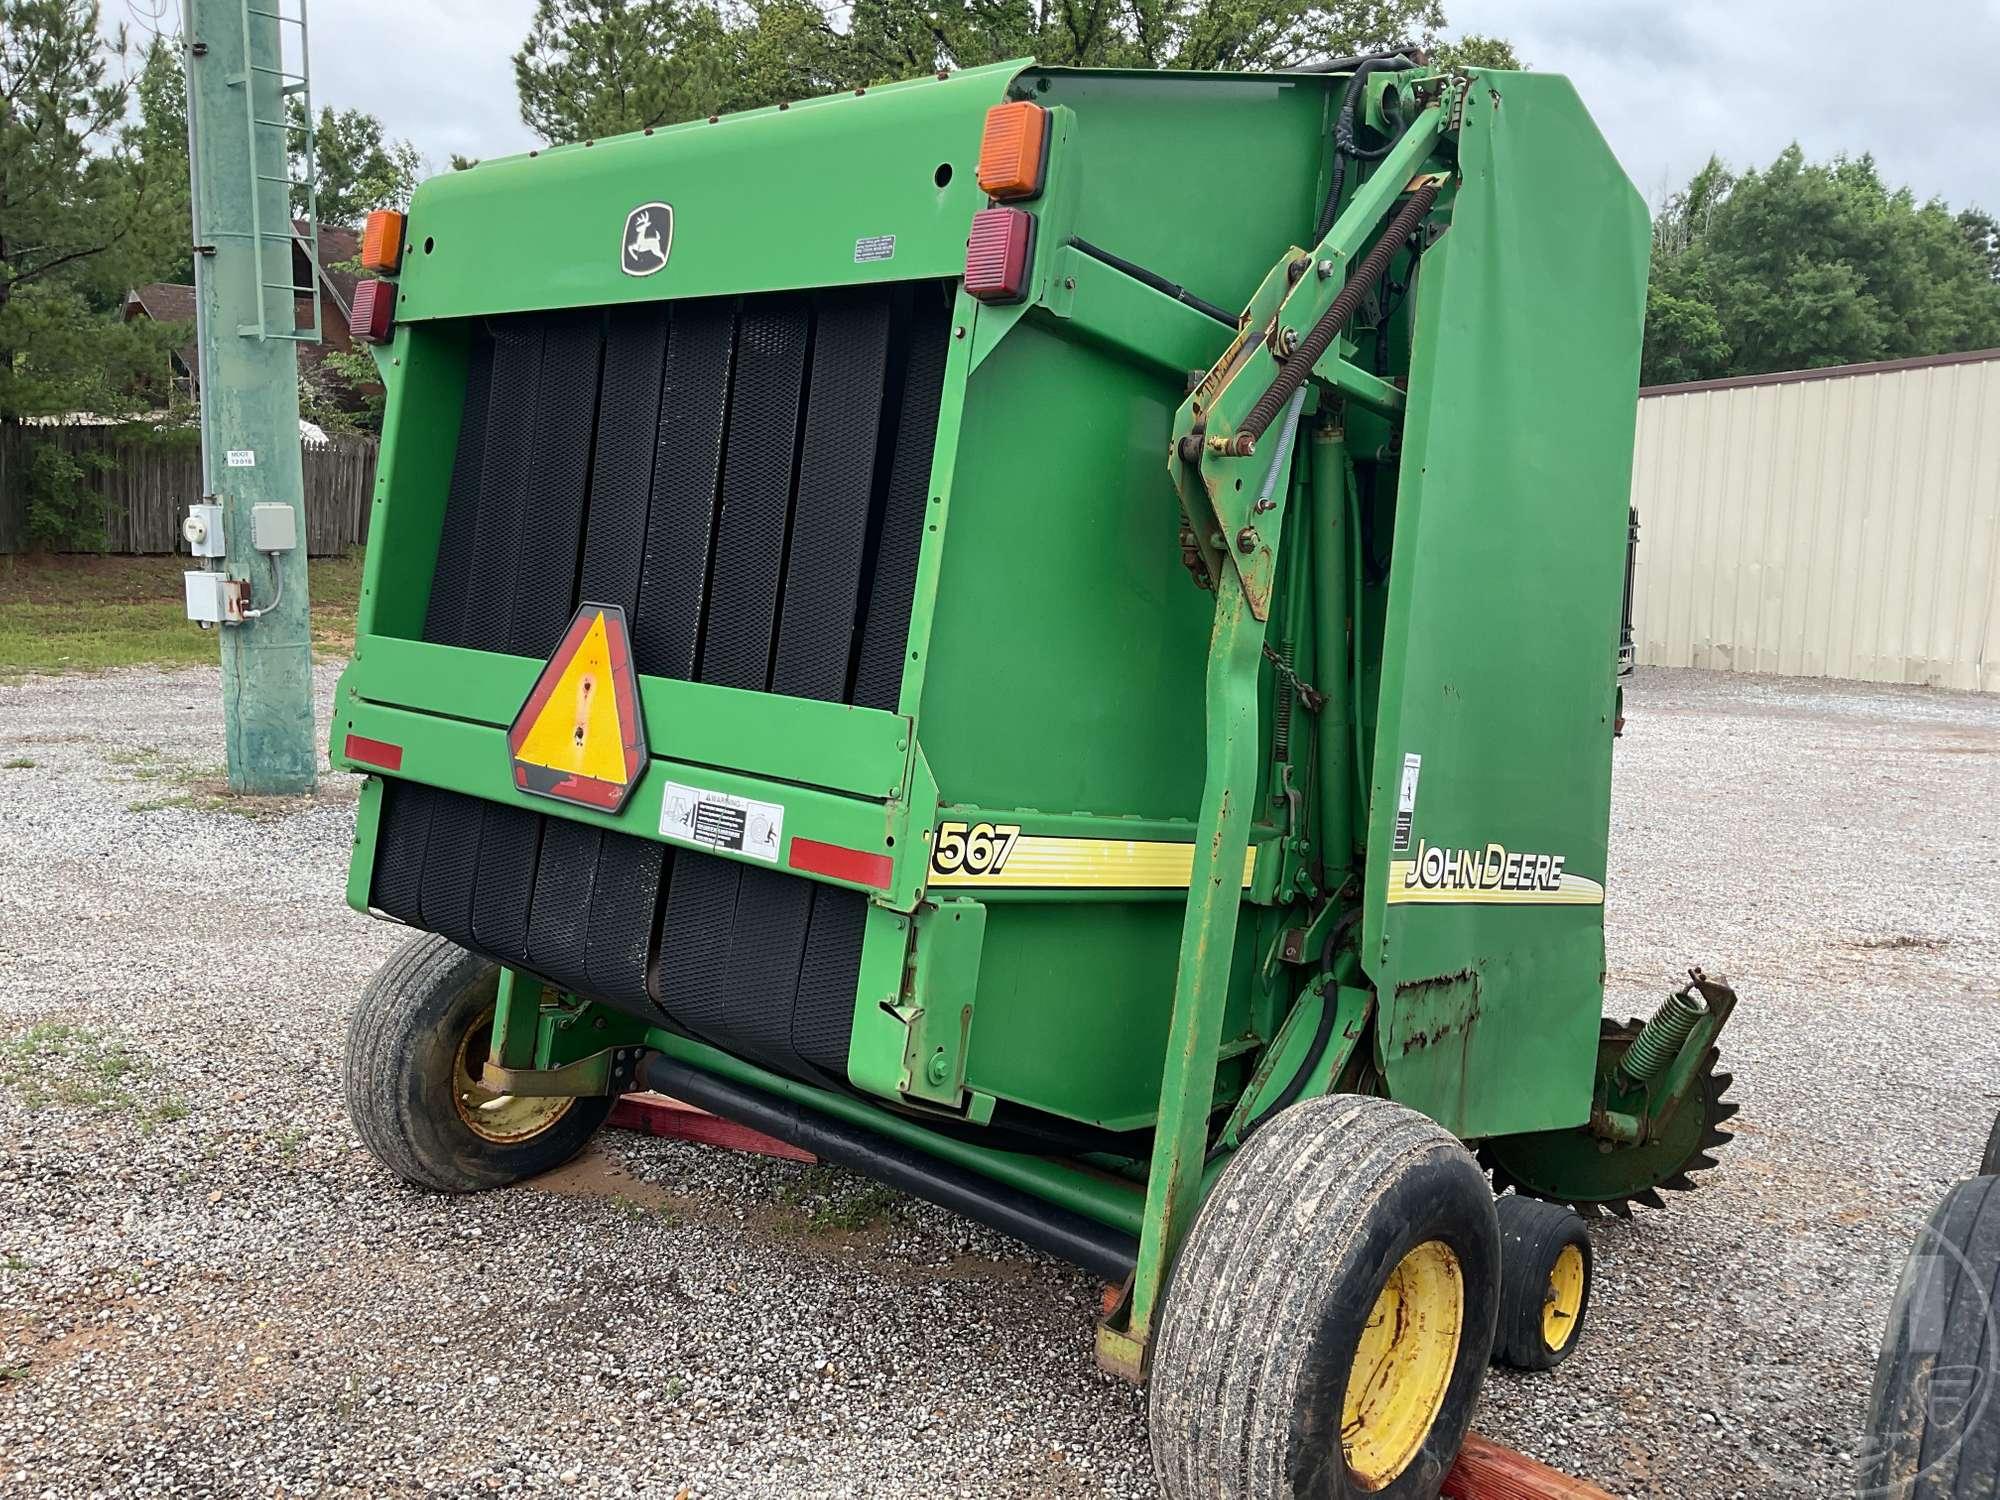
[0,662,1995,1499]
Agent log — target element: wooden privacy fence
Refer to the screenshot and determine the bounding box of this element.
[0,424,377,556]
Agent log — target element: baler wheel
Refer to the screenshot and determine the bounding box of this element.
[345,933,612,1193]
[1150,1095,1499,1500]
[1862,1176,2000,1496]
[1979,1110,2000,1176]
[1490,1196,1592,1372]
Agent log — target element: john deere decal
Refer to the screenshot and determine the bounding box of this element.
[1387,838,1604,906]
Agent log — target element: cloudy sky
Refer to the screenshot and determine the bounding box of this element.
[135,0,2000,213]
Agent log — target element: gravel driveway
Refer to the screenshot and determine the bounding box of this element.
[0,664,1995,1499]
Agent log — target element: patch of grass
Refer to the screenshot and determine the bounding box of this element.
[0,551,364,677]
[777,1164,901,1234]
[0,1364,28,1382]
[0,1021,186,1127]
[1,1254,28,1272]
[270,1126,305,1161]
[1,758,33,770]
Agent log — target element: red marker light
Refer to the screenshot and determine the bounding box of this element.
[352,278,397,343]
[965,206,1035,304]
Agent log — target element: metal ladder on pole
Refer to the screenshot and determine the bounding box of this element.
[228,0,324,342]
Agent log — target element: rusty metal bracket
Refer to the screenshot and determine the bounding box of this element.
[480,1045,644,1099]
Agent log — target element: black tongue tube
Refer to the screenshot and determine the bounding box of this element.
[637,1054,1140,1284]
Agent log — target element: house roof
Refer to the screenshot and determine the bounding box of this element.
[295,220,362,319]
[126,282,197,324]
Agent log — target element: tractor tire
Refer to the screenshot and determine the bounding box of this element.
[345,932,611,1193]
[1150,1095,1500,1500]
[1491,1195,1592,1371]
[1979,1112,2000,1177]
[1862,1177,2000,1498]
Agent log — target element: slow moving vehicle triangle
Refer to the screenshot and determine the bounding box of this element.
[507,603,647,813]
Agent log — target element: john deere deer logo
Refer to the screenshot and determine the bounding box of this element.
[621,202,673,277]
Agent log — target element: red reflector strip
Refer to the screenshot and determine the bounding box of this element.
[964,206,1035,303]
[343,733,403,771]
[789,836,893,890]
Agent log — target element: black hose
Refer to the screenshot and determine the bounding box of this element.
[1314,54,1419,241]
[1206,906,1366,1167]
[1290,43,1426,75]
[1068,237,1237,327]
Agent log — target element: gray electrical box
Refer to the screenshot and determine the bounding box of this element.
[185,570,233,624]
[182,503,225,559]
[250,503,299,553]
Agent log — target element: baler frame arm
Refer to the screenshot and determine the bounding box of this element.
[1098,76,1464,1379]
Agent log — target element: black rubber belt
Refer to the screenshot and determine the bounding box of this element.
[632,299,737,682]
[852,292,950,711]
[473,312,606,967]
[771,288,892,702]
[421,332,494,648]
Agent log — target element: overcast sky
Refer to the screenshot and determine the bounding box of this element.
[135,0,2000,213]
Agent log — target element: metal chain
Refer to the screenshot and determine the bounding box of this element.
[1262,644,1326,713]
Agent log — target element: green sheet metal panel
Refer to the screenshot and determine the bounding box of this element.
[391,62,1024,322]
[1021,67,1336,316]
[1361,71,1650,1140]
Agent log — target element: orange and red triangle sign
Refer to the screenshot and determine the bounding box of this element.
[508,603,647,813]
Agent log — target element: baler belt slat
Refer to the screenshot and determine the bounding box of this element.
[697,296,811,692]
[852,291,950,711]
[584,834,667,1010]
[418,789,484,948]
[477,312,608,961]
[507,311,606,659]
[632,298,737,681]
[771,289,892,703]
[421,333,494,648]
[721,867,818,1081]
[369,778,433,923]
[793,885,868,1083]
[458,322,547,655]
[469,802,543,967]
[650,856,746,1051]
[526,817,601,980]
[579,305,672,618]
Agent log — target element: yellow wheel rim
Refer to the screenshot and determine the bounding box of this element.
[1341,1239,1464,1491]
[450,1008,574,1144]
[1541,1242,1586,1353]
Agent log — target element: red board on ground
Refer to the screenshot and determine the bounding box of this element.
[609,1092,816,1163]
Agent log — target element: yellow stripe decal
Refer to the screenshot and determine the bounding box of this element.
[929,827,1256,890]
[1385,860,1604,906]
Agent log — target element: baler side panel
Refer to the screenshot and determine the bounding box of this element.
[1363,72,1651,1139]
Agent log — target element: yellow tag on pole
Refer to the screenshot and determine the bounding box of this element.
[507,603,646,813]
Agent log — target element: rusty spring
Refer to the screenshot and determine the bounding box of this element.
[1227,179,1440,458]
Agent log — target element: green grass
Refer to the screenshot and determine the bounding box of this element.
[0,552,364,677]
[777,1164,902,1234]
[1,758,32,770]
[0,1021,188,1128]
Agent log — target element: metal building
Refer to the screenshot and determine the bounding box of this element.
[1629,349,2000,692]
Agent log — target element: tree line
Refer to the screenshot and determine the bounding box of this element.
[5,0,1999,473]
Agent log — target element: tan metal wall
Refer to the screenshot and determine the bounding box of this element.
[1630,353,2000,692]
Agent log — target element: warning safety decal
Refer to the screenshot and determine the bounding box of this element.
[508,602,647,814]
[659,781,785,864]
[927,821,1256,890]
[1386,838,1604,906]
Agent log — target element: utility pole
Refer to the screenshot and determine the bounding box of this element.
[181,0,318,794]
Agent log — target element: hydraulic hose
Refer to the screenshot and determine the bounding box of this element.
[1229,178,1439,457]
[1314,53,1420,240]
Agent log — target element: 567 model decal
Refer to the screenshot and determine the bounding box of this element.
[1387,838,1604,906]
[929,821,1256,890]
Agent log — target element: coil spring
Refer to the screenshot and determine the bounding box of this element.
[1617,986,1707,1087]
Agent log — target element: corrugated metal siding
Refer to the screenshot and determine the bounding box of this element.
[1630,355,2000,692]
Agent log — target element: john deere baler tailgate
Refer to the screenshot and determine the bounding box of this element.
[336,285,951,1087]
